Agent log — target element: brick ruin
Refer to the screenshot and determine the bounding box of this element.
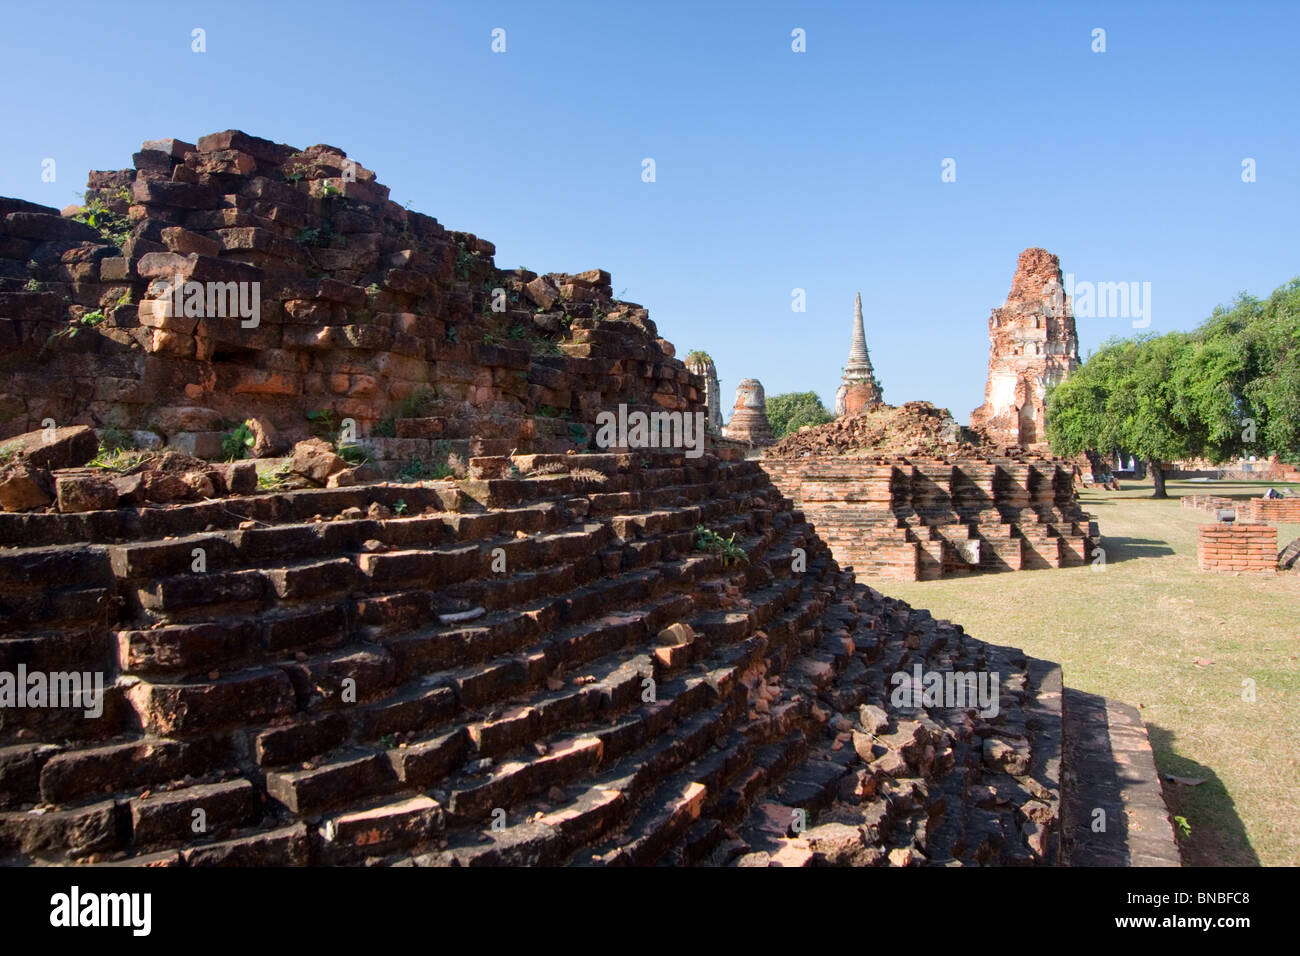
[1182,493,1300,525]
[833,293,883,418]
[762,454,1098,581]
[1183,494,1299,572]
[1197,523,1278,574]
[970,248,1080,449]
[720,378,774,448]
[1,446,1073,866]
[0,133,1163,867]
[749,257,1096,585]
[0,131,697,474]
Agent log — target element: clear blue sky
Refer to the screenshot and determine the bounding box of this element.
[2,1,1296,421]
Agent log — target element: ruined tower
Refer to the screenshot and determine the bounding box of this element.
[684,351,723,434]
[970,248,1080,448]
[721,378,774,446]
[834,293,883,417]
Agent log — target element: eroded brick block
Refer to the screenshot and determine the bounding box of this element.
[130,778,258,847]
[126,669,295,735]
[182,823,310,866]
[265,751,393,814]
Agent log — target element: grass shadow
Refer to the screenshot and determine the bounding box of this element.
[1147,723,1259,866]
[1096,535,1175,564]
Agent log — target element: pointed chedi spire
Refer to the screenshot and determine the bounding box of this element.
[835,292,883,416]
[847,292,871,370]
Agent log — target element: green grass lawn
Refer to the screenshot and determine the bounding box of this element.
[881,479,1300,867]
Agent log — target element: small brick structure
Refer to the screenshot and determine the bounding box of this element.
[1197,523,1277,573]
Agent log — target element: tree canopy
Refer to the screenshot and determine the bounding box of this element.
[1047,276,1300,496]
[765,391,834,439]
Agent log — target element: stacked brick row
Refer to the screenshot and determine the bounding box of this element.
[1181,494,1238,515]
[1197,524,1278,574]
[0,451,1062,866]
[1244,497,1300,523]
[1182,494,1300,524]
[762,455,1095,581]
[0,131,702,458]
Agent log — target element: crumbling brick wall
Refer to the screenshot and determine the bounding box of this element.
[0,132,702,459]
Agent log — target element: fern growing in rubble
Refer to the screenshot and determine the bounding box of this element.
[694,525,749,568]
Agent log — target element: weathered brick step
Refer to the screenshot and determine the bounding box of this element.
[429,666,718,827]
[691,613,890,840]
[377,590,694,734]
[579,645,828,866]
[441,647,743,827]
[376,575,670,681]
[460,654,655,760]
[0,484,467,549]
[585,477,779,518]
[372,566,662,668]
[0,756,264,863]
[264,746,399,816]
[440,734,606,825]
[0,685,131,751]
[701,731,809,827]
[127,777,261,852]
[0,562,116,635]
[606,506,703,541]
[770,752,856,817]
[401,778,630,866]
[574,773,709,866]
[392,516,804,680]
[0,461,771,558]
[92,517,430,587]
[2,626,116,677]
[312,793,447,864]
[672,549,837,656]
[719,753,862,857]
[352,657,736,858]
[118,495,721,615]
[456,462,765,511]
[654,816,727,866]
[0,542,114,589]
[569,700,748,864]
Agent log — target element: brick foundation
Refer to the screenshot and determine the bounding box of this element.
[1197,523,1277,573]
[762,455,1097,581]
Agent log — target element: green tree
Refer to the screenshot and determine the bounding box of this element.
[1048,275,1300,494]
[766,391,834,439]
[1047,334,1201,497]
[1199,281,1300,461]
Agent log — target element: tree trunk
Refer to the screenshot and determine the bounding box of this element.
[1149,459,1167,498]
